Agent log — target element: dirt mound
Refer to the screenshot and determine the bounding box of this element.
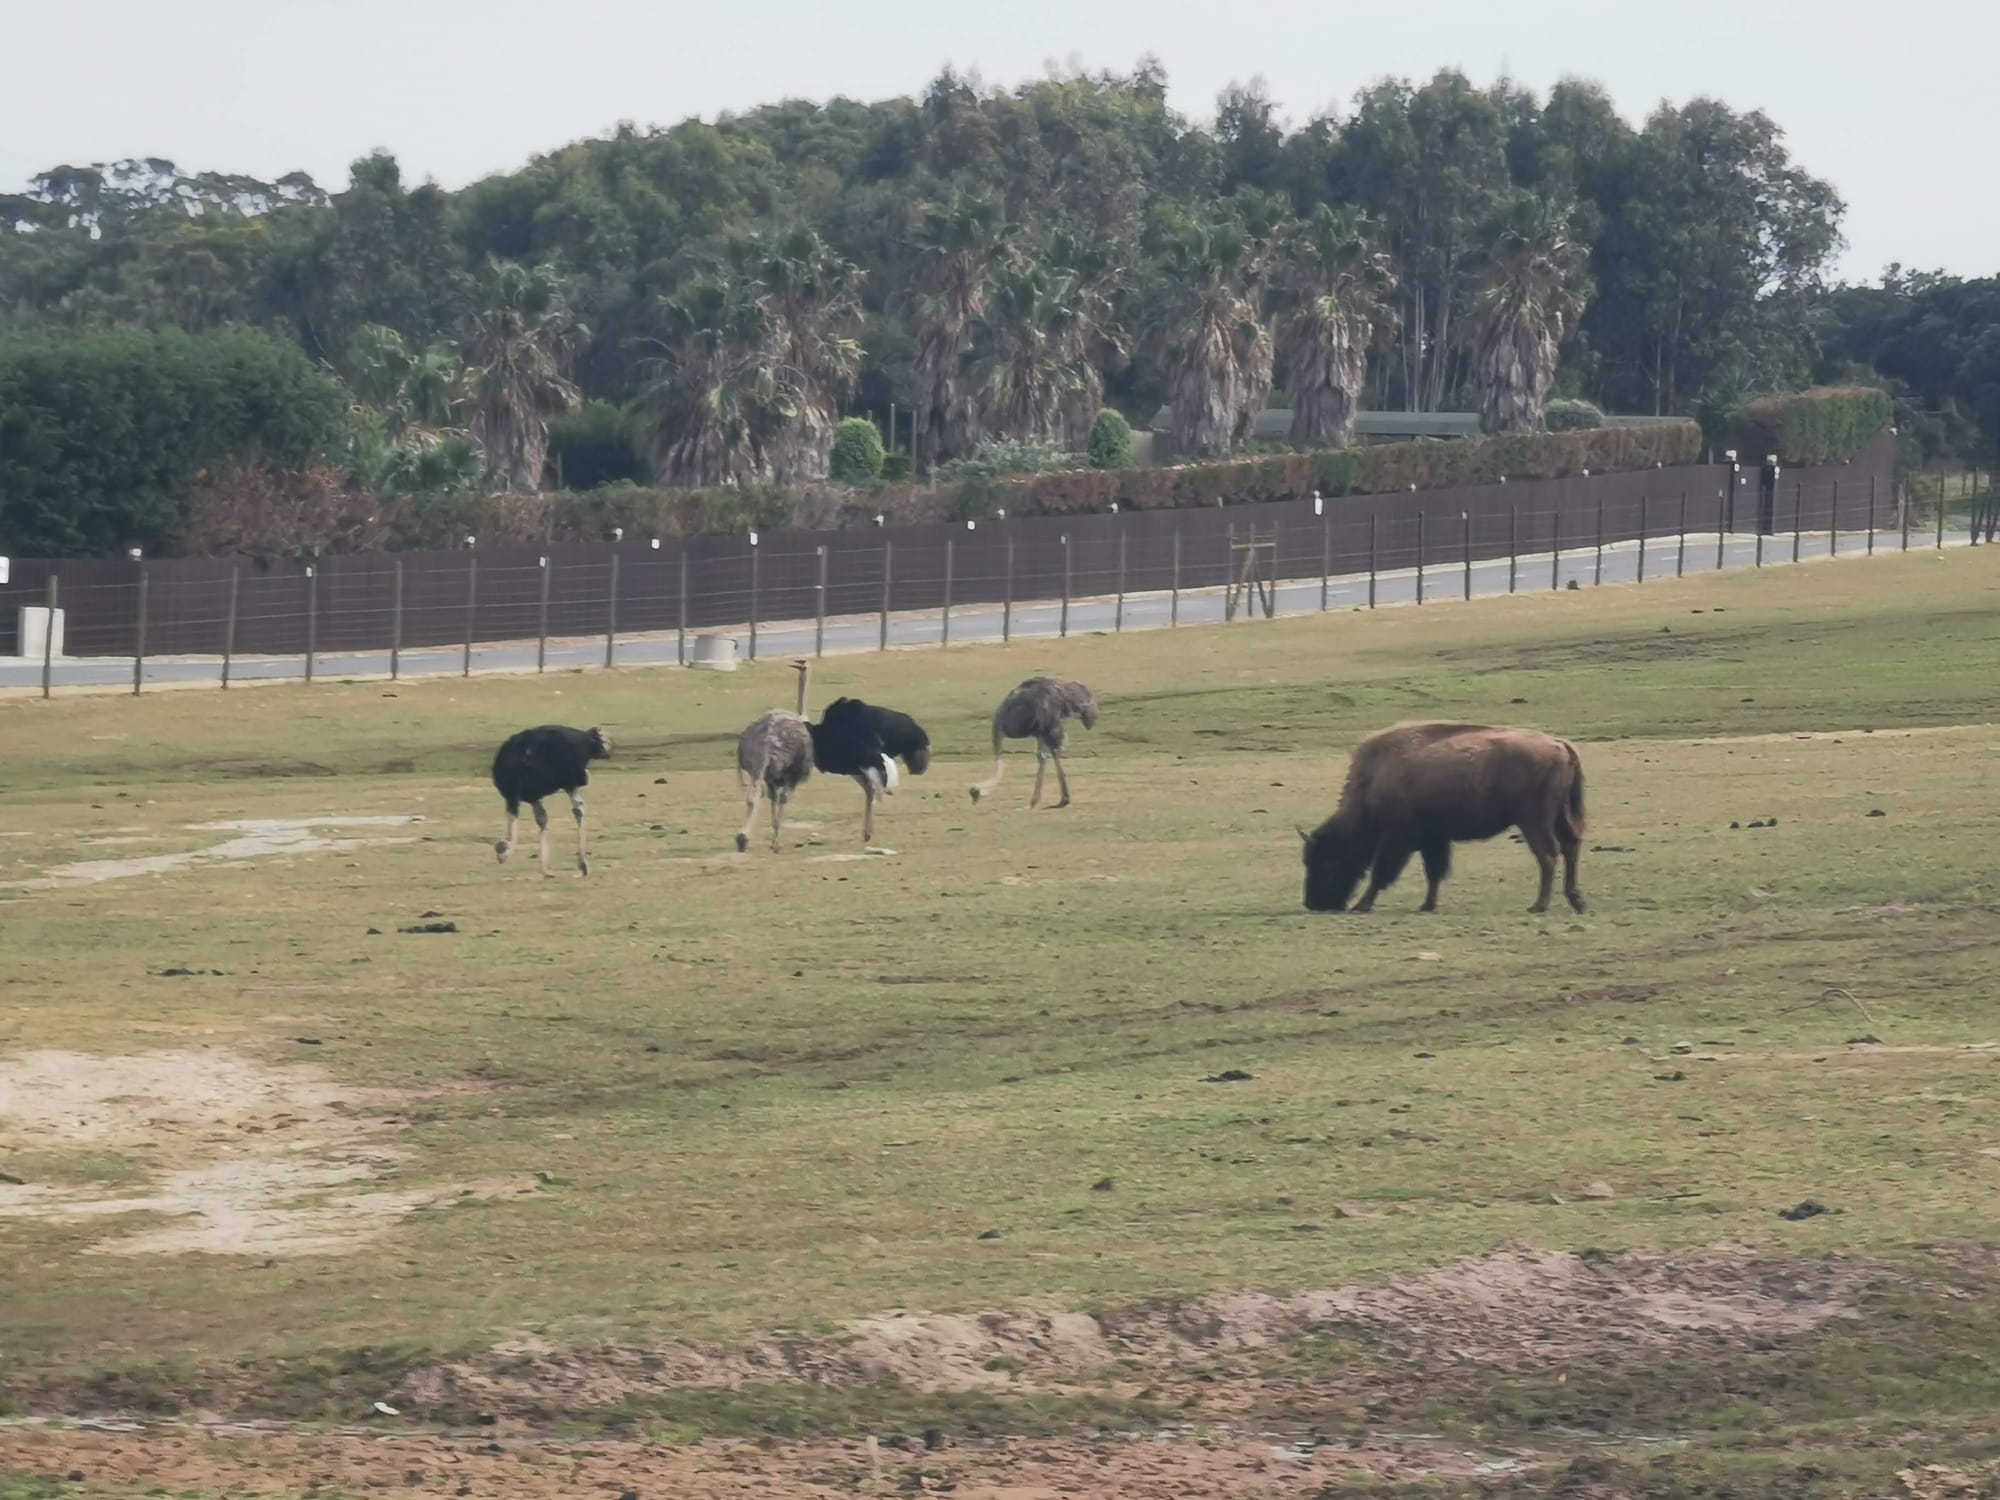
[398,1245,1870,1418]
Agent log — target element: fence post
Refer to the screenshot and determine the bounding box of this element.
[462,552,476,678]
[390,560,403,681]
[1868,476,1877,556]
[1319,497,1331,611]
[1637,495,1648,583]
[1936,482,1946,549]
[1829,479,1840,557]
[536,555,551,672]
[41,575,57,699]
[303,563,316,684]
[1116,529,1127,631]
[605,551,620,668]
[1368,513,1378,608]
[942,537,954,647]
[1416,512,1426,604]
[1170,525,1181,626]
[1593,494,1605,585]
[1551,508,1562,591]
[1755,519,1765,569]
[1225,522,1235,620]
[1901,481,1910,552]
[677,549,689,665]
[222,566,240,689]
[1003,533,1014,642]
[1677,492,1687,577]
[1060,534,1071,637]
[1792,480,1803,564]
[1461,510,1471,600]
[814,545,827,658]
[132,566,149,695]
[879,541,891,651]
[1715,483,1727,571]
[748,538,760,661]
[1508,505,1518,594]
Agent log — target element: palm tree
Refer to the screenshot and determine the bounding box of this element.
[1274,206,1398,448]
[740,228,865,485]
[462,259,586,491]
[1045,231,1126,451]
[1151,199,1282,459]
[910,191,1008,471]
[975,260,1093,446]
[341,324,478,495]
[1469,194,1592,434]
[641,273,792,489]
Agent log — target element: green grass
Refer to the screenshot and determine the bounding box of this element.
[3,548,1999,1492]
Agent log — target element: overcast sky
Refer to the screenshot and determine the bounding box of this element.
[5,0,1992,283]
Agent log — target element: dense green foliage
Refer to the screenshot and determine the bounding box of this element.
[1087,408,1137,468]
[827,417,885,482]
[546,400,649,490]
[1729,385,1893,465]
[1817,270,2000,465]
[0,325,347,555]
[1544,397,1605,430]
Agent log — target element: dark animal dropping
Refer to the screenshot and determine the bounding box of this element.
[1202,1069,1256,1084]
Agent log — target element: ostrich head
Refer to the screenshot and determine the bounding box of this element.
[1299,817,1368,913]
[587,727,614,760]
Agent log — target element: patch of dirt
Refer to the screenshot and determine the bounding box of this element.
[5,815,421,889]
[0,1425,1538,1500]
[396,1245,1871,1418]
[0,1048,522,1257]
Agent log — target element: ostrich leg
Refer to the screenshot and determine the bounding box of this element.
[1029,744,1049,808]
[1050,747,1072,809]
[496,803,519,864]
[737,780,765,854]
[861,781,877,845]
[967,719,1006,804]
[532,802,552,878]
[769,786,788,852]
[569,789,590,877]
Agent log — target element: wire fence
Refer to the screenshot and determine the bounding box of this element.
[2,434,1949,695]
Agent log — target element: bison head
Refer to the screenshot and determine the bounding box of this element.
[1300,818,1369,912]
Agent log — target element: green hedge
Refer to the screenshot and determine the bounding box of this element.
[1730,386,1893,465]
[398,421,1704,548]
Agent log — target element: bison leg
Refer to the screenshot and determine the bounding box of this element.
[1559,829,1586,913]
[1418,840,1453,912]
[1353,842,1412,914]
[1522,824,1558,914]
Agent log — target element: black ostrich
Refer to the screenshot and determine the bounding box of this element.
[825,697,931,777]
[491,725,612,877]
[807,696,910,847]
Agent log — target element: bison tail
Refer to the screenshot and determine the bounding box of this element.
[1562,744,1587,839]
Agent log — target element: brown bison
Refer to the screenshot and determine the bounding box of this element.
[1299,722,1587,915]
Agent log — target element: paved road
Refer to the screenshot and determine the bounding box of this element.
[1,527,1974,693]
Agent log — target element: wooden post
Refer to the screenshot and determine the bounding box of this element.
[222,566,240,689]
[879,541,892,651]
[536,555,551,672]
[1755,520,1764,569]
[1593,494,1605,585]
[1792,480,1803,563]
[390,560,403,680]
[40,575,56,700]
[748,542,760,661]
[1715,484,1727,571]
[132,567,149,695]
[942,537,954,647]
[1319,504,1331,611]
[1551,508,1562,591]
[303,563,316,684]
[1115,529,1127,631]
[1368,513,1378,608]
[1901,480,1910,552]
[1225,522,1235,620]
[1461,510,1471,600]
[1936,482,1946,549]
[605,551,620,668]
[1868,476,1877,556]
[677,550,689,665]
[1508,505,1518,593]
[1060,534,1071,636]
[1416,512,1426,604]
[462,553,476,677]
[1003,533,1014,642]
[1677,491,1687,577]
[1170,525,1181,626]
[1829,478,1839,557]
[814,545,827,657]
[1637,495,1649,582]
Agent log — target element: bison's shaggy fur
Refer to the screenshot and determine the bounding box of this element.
[1300,722,1587,915]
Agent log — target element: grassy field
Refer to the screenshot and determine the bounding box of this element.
[2,548,1999,1497]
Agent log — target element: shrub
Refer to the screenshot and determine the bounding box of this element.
[1730,386,1893,465]
[933,436,1073,483]
[1545,398,1604,431]
[829,418,886,483]
[1087,409,1136,469]
[547,401,648,489]
[0,325,349,557]
[879,450,914,482]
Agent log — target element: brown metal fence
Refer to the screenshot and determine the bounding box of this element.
[0,434,1902,674]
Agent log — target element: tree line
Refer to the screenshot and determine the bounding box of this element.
[0,63,1991,558]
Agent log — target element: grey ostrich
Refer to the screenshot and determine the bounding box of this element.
[735,660,815,853]
[968,677,1100,809]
